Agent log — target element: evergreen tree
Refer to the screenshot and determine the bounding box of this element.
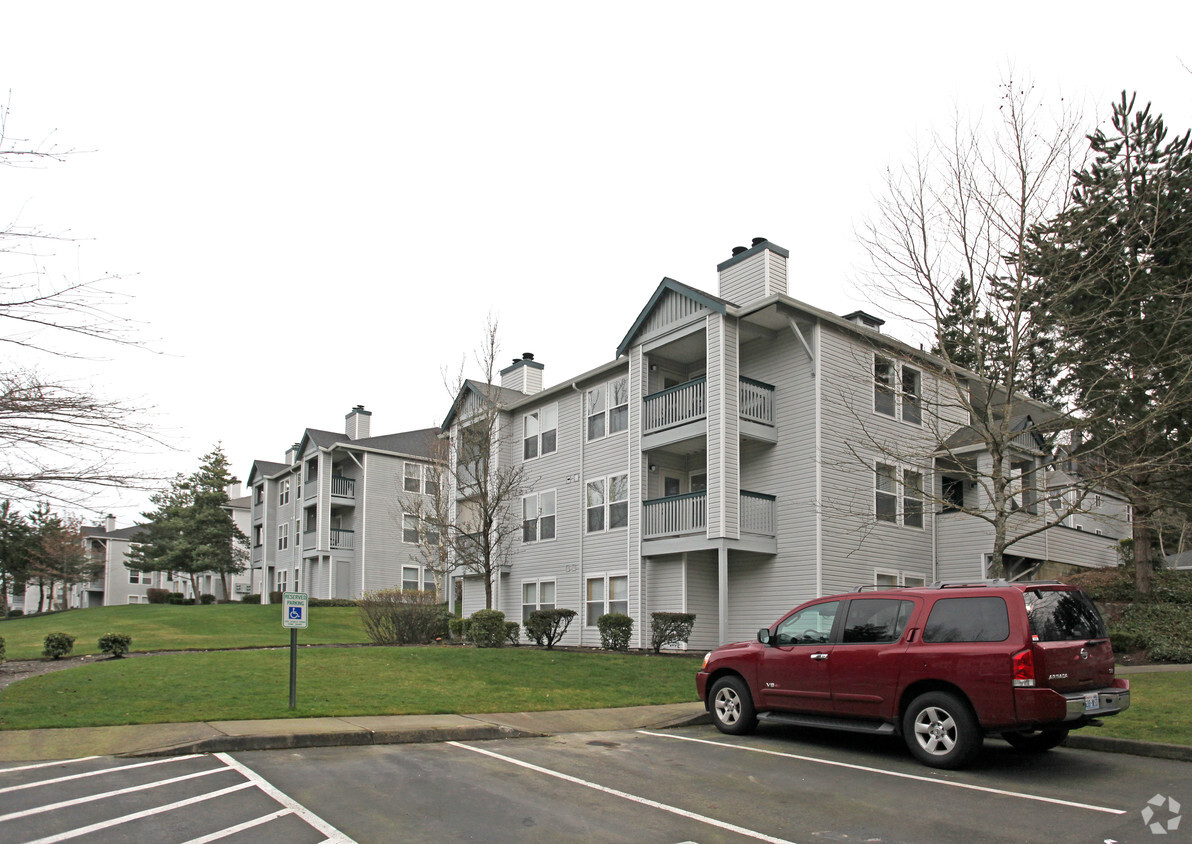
[1026,92,1192,593]
[129,445,249,599]
[0,500,32,615]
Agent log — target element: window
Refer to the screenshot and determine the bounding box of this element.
[587,377,628,441]
[586,475,628,532]
[306,459,318,483]
[874,357,895,416]
[842,599,914,643]
[1009,460,1037,514]
[585,574,628,625]
[402,513,419,544]
[523,404,558,460]
[277,523,289,550]
[522,580,556,622]
[901,366,921,424]
[277,569,288,592]
[254,525,263,547]
[128,595,141,605]
[279,479,290,506]
[522,490,556,543]
[876,463,926,528]
[923,597,1010,643]
[774,601,839,645]
[254,485,264,505]
[404,462,421,492]
[402,565,420,592]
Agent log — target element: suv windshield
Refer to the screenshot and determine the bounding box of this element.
[1024,589,1107,641]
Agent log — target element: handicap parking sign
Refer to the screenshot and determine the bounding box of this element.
[282,592,309,629]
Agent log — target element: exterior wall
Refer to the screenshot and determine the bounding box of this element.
[685,551,721,651]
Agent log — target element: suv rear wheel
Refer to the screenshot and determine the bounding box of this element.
[1002,727,1069,753]
[903,691,981,769]
[709,676,757,735]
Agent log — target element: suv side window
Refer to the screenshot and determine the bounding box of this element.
[774,601,839,646]
[841,598,915,643]
[923,596,1010,643]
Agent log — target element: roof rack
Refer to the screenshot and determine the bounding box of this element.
[851,584,902,592]
[927,579,1068,589]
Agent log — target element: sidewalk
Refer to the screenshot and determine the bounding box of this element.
[0,702,711,764]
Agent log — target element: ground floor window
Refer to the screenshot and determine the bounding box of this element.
[521,580,556,622]
[875,570,927,588]
[402,564,437,593]
[585,574,628,625]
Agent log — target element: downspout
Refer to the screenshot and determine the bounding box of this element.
[572,381,586,647]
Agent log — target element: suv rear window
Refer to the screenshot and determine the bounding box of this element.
[1024,589,1107,641]
[923,597,1009,643]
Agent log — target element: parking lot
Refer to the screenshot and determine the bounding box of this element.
[4,723,1189,843]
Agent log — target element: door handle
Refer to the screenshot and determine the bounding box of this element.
[810,653,828,661]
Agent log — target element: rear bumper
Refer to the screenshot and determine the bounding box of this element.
[1014,679,1130,725]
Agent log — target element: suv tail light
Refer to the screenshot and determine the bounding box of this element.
[1012,648,1036,688]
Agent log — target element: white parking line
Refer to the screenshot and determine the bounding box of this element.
[214,753,356,844]
[0,754,202,794]
[0,766,227,823]
[447,741,800,844]
[22,781,255,844]
[0,758,100,775]
[177,807,291,844]
[638,730,1127,816]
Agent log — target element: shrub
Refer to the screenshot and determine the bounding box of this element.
[505,621,520,646]
[166,592,188,605]
[145,588,170,604]
[449,616,472,643]
[241,592,262,604]
[0,635,5,662]
[469,609,507,648]
[524,608,577,649]
[5,609,22,618]
[269,591,283,605]
[597,613,634,650]
[310,598,357,607]
[650,612,697,653]
[1116,603,1192,662]
[43,632,76,660]
[199,593,217,605]
[98,632,132,658]
[358,589,450,645]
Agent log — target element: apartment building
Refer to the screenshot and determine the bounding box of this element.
[444,238,1129,650]
[246,406,440,600]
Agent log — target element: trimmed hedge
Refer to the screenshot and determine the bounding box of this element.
[597,613,633,650]
[98,632,132,658]
[146,588,170,604]
[199,594,217,605]
[0,635,5,662]
[43,632,76,660]
[469,609,507,648]
[241,593,263,604]
[505,621,521,646]
[524,608,577,649]
[311,598,357,607]
[650,612,696,653]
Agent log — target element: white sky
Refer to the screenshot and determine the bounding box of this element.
[2,1,1190,525]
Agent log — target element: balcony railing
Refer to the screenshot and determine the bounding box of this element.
[643,377,706,434]
[642,376,775,435]
[739,377,775,426]
[330,528,355,550]
[303,529,316,550]
[331,475,356,498]
[643,490,776,540]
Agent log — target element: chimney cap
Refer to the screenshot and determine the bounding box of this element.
[731,245,748,256]
[751,237,768,246]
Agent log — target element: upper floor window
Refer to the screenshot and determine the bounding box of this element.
[277,523,289,550]
[874,356,922,425]
[522,490,557,543]
[253,525,263,547]
[587,377,629,441]
[586,474,628,532]
[254,485,264,505]
[402,462,440,497]
[402,513,440,548]
[876,463,925,529]
[278,479,291,506]
[523,404,558,460]
[306,459,318,483]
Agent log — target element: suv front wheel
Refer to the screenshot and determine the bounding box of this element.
[903,691,981,769]
[709,676,758,735]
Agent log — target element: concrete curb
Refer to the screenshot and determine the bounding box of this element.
[1063,733,1192,763]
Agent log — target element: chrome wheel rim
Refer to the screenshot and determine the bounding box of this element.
[912,705,957,756]
[714,687,742,725]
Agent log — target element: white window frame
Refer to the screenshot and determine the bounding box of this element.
[523,403,559,461]
[521,579,557,623]
[278,478,290,506]
[402,513,420,544]
[875,462,927,529]
[587,377,629,442]
[873,354,922,426]
[522,489,557,543]
[586,474,628,533]
[875,569,927,588]
[585,573,629,626]
[129,569,140,584]
[404,462,422,492]
[402,565,420,592]
[277,522,289,550]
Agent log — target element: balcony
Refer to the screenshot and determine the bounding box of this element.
[642,377,776,447]
[643,377,706,435]
[331,475,356,500]
[330,528,355,550]
[643,489,776,544]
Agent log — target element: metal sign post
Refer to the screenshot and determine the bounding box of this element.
[282,592,309,709]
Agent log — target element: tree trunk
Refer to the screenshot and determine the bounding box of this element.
[1133,503,1155,595]
[219,572,230,602]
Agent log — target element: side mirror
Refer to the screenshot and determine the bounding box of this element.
[757,628,771,645]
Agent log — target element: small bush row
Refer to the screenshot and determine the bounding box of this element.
[37,632,135,660]
[358,589,449,645]
[448,608,694,652]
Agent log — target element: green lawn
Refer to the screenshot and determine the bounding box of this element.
[1092,672,1192,745]
[0,647,702,730]
[0,604,370,660]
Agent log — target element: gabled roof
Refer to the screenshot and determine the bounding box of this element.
[246,460,290,485]
[441,380,530,430]
[616,277,730,358]
[940,414,1047,454]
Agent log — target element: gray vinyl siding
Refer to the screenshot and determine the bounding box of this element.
[685,551,721,651]
[718,250,786,305]
[705,313,739,539]
[639,288,710,339]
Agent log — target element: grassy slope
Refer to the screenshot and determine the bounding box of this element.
[1091,672,1192,745]
[0,604,370,660]
[0,648,702,730]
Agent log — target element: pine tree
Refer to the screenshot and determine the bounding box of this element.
[1027,92,1192,593]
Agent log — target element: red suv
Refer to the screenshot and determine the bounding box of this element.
[696,580,1130,768]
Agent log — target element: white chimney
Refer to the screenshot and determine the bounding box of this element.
[346,405,372,439]
[105,514,116,532]
[842,311,885,333]
[717,237,788,305]
[500,353,544,395]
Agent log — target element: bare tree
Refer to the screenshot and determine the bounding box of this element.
[1,96,161,509]
[422,317,529,610]
[854,76,1098,576]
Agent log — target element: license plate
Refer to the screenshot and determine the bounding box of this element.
[1084,692,1101,712]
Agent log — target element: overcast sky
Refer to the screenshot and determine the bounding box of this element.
[2,1,1190,526]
